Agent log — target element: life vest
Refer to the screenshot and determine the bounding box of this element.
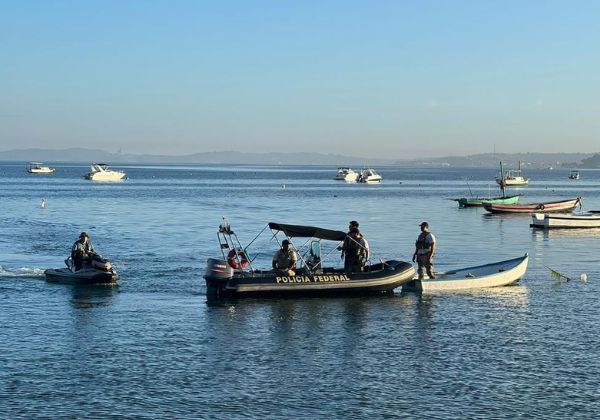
[416,232,432,251]
[345,237,365,259]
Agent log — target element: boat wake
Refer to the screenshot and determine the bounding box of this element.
[0,265,46,279]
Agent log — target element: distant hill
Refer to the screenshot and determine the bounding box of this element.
[398,152,596,168]
[0,148,393,166]
[0,148,597,168]
[579,153,600,168]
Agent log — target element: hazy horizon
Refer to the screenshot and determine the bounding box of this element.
[2,1,599,159]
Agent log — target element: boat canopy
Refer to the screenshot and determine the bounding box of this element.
[268,222,346,241]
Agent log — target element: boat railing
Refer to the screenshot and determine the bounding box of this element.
[216,221,376,276]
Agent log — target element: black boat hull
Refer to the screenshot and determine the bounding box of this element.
[44,267,119,286]
[204,260,415,299]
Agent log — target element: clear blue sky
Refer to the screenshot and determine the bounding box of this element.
[1,1,599,158]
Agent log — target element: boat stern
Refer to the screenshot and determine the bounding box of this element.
[204,258,234,297]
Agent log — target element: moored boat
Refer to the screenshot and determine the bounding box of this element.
[403,254,529,292]
[84,163,127,181]
[455,194,521,207]
[483,197,581,214]
[334,167,359,182]
[358,168,382,183]
[204,221,415,299]
[496,161,529,187]
[27,162,55,174]
[530,212,600,229]
[569,170,580,180]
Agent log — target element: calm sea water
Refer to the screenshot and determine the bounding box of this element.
[1,163,599,419]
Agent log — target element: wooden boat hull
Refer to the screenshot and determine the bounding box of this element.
[484,198,581,214]
[403,254,529,292]
[205,260,415,299]
[531,212,600,229]
[456,195,521,207]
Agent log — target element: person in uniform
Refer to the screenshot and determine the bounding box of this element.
[347,221,370,263]
[71,232,96,271]
[413,222,436,279]
[272,239,298,275]
[341,227,369,273]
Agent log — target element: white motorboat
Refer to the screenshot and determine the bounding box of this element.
[403,254,529,292]
[569,170,580,180]
[530,212,600,229]
[334,167,359,182]
[84,163,127,181]
[358,168,382,183]
[496,161,529,187]
[27,162,55,174]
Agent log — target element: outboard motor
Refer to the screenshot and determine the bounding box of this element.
[204,258,234,298]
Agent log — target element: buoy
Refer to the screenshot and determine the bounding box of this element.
[581,273,588,283]
[41,198,47,209]
[282,184,286,189]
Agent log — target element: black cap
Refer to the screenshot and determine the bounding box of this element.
[349,220,359,227]
[282,239,290,246]
[419,222,429,227]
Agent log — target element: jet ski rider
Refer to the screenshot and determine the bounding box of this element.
[71,232,96,271]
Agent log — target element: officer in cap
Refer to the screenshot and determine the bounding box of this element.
[413,222,436,279]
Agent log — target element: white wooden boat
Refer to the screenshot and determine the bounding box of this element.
[84,163,127,181]
[334,167,359,182]
[402,254,529,292]
[531,212,600,229]
[27,162,55,174]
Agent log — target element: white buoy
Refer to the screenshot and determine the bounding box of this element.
[580,273,588,283]
[41,198,47,209]
[282,184,286,189]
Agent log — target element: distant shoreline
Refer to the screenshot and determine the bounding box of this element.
[0,148,598,168]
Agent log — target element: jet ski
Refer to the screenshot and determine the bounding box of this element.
[45,254,119,285]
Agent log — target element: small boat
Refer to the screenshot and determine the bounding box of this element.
[204,221,415,299]
[530,212,600,229]
[334,167,359,182]
[358,168,382,183]
[496,161,529,187]
[455,194,521,207]
[27,162,55,174]
[45,255,119,285]
[84,163,127,181]
[483,197,581,214]
[569,170,580,180]
[403,254,529,292]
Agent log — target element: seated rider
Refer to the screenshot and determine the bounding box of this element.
[71,232,96,271]
[272,239,297,276]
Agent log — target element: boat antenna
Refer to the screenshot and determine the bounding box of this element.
[465,177,474,198]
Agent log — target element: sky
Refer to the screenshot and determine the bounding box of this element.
[1,1,599,159]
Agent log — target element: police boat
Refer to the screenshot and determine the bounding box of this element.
[44,254,119,285]
[204,221,415,299]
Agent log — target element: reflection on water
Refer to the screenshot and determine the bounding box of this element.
[532,227,600,239]
[410,285,530,308]
[69,285,119,309]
